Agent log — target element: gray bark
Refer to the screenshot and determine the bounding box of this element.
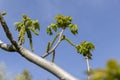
[0,13,79,80]
[0,40,78,80]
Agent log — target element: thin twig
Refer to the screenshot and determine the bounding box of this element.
[50,34,59,48]
[41,29,64,58]
[64,37,76,47]
[0,13,20,51]
[85,56,90,80]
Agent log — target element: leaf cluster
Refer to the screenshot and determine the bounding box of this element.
[15,14,40,51]
[46,14,78,35]
[76,41,95,59]
[91,60,120,80]
[15,70,31,80]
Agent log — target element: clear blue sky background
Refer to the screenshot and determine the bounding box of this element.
[0,0,120,80]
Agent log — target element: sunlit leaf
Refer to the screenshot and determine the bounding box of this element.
[18,26,25,44]
[33,20,40,30]
[26,30,34,51]
[31,27,39,35]
[69,24,78,35]
[25,20,32,27]
[76,41,95,59]
[51,23,57,32]
[46,26,53,35]
[15,14,40,51]
[91,60,120,80]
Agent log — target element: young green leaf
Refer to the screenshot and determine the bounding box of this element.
[18,26,25,44]
[51,24,57,32]
[31,27,39,35]
[46,26,53,35]
[69,24,78,35]
[33,20,40,30]
[25,20,32,27]
[46,42,51,53]
[26,30,34,51]
[76,41,95,59]
[15,14,40,51]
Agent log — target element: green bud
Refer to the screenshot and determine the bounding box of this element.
[1,11,7,15]
[22,14,27,19]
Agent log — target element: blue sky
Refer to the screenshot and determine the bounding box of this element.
[0,0,120,80]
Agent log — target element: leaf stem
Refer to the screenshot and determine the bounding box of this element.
[52,50,55,63]
[50,34,59,48]
[41,29,64,58]
[64,37,76,47]
[85,56,90,80]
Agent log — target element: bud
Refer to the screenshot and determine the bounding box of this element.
[1,11,7,16]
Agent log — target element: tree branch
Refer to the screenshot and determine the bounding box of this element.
[85,56,91,80]
[41,29,64,58]
[0,40,16,52]
[18,46,79,80]
[0,41,78,80]
[0,13,79,80]
[0,13,20,51]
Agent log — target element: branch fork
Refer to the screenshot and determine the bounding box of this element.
[41,29,64,58]
[0,13,78,80]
